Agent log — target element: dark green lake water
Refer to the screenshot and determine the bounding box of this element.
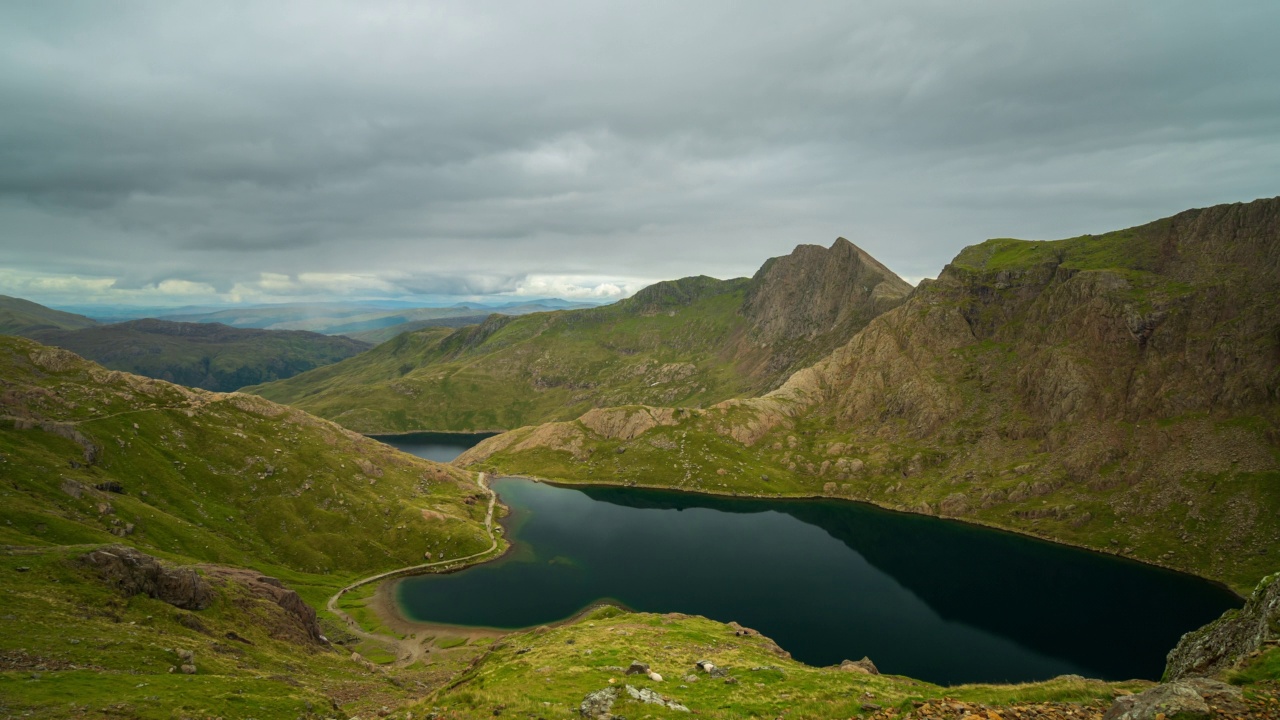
[378,437,1238,686]
[370,431,497,463]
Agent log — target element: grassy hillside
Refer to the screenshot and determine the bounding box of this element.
[247,277,766,432]
[461,198,1280,593]
[341,313,490,343]
[249,239,912,433]
[0,336,490,574]
[26,317,370,392]
[0,336,512,717]
[0,294,98,335]
[158,300,597,335]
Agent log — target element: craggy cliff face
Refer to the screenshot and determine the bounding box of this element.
[737,238,912,385]
[462,198,1280,591]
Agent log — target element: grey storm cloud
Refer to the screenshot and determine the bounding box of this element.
[1,1,1278,305]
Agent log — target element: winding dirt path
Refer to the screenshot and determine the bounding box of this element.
[325,471,500,666]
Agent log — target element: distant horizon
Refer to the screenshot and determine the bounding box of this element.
[4,3,1276,310]
[37,294,615,319]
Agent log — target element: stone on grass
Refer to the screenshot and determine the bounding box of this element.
[579,687,620,718]
[1103,679,1242,720]
[625,684,689,712]
[838,656,879,674]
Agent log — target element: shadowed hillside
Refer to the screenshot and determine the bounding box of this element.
[24,317,370,392]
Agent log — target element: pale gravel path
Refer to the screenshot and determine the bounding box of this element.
[325,471,500,666]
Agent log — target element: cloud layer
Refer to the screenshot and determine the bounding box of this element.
[2,1,1277,306]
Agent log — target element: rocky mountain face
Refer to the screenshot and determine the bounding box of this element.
[248,239,910,433]
[739,238,913,384]
[460,198,1280,591]
[1166,572,1280,681]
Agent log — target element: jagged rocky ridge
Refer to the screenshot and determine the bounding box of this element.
[460,198,1280,591]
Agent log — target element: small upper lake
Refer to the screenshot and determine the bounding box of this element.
[392,477,1240,686]
[371,431,497,463]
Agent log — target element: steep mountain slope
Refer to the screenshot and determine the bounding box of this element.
[0,336,491,573]
[248,238,911,433]
[0,294,98,334]
[460,197,1280,592]
[26,317,370,392]
[0,335,503,716]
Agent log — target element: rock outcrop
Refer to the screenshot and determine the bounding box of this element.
[739,237,911,386]
[1166,572,1280,680]
[1103,678,1244,720]
[203,567,326,645]
[579,686,620,718]
[79,546,214,610]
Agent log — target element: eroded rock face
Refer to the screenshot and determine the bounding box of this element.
[579,406,681,441]
[625,684,689,712]
[838,657,879,674]
[579,686,620,718]
[1166,573,1279,680]
[742,238,912,372]
[1103,678,1243,720]
[203,567,325,645]
[79,546,213,610]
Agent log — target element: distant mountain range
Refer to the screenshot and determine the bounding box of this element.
[65,298,602,336]
[0,296,601,392]
[7,316,369,392]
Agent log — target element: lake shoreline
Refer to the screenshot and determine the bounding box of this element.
[496,472,1247,600]
[369,473,1240,684]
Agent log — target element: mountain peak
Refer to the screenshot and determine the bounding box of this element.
[742,238,912,346]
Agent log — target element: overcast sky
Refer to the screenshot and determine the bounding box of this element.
[1,1,1277,307]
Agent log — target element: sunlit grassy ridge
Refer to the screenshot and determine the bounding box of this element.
[247,277,767,432]
[0,336,491,574]
[0,336,507,717]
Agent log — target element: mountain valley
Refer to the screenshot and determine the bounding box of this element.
[3,200,1279,719]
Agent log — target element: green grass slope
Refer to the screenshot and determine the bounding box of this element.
[0,335,511,717]
[0,335,490,575]
[462,197,1280,593]
[247,277,768,433]
[27,317,370,392]
[248,239,913,434]
[0,294,98,335]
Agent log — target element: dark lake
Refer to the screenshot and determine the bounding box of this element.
[371,431,497,463]
[391,477,1240,686]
